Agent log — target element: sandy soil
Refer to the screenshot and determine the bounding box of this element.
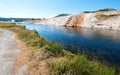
[0,29,28,75]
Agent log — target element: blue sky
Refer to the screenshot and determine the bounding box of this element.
[0,0,120,18]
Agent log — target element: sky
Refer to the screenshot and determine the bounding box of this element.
[0,0,120,18]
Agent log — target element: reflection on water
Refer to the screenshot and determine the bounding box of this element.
[18,22,120,66]
[66,27,120,41]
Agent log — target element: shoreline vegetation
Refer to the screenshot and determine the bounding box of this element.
[0,22,117,75]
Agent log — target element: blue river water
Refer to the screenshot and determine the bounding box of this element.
[18,22,120,66]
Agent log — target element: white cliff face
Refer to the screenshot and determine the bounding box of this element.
[39,10,120,30]
[40,16,71,26]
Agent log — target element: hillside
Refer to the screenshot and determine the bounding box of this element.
[40,15,71,26]
[38,10,120,30]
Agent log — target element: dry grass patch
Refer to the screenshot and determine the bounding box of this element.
[0,22,16,28]
[95,12,120,20]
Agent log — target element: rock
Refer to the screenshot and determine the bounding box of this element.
[65,14,85,27]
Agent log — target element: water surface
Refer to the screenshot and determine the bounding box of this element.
[18,22,120,66]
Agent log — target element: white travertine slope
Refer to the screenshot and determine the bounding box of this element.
[39,10,120,30]
[40,16,71,26]
[82,10,120,30]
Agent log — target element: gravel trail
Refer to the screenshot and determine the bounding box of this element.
[0,29,21,75]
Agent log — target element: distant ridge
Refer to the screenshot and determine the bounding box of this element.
[0,17,41,22]
[55,14,70,17]
[84,8,117,13]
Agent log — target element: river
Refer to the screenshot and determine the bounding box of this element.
[18,22,120,66]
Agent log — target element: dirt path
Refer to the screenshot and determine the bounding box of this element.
[0,29,28,75]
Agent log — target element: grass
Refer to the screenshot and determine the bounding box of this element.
[46,43,65,56]
[0,22,16,28]
[48,55,115,75]
[9,26,64,57]
[0,22,117,75]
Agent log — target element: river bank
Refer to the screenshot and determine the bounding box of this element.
[0,22,117,75]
